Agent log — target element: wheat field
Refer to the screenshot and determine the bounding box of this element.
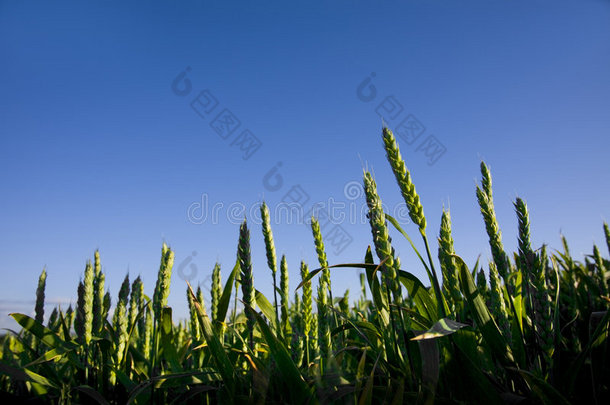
[1,127,609,404]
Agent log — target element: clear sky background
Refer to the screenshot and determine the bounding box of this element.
[1,0,609,329]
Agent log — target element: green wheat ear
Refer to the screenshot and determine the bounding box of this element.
[238,219,256,336]
[300,261,313,342]
[311,216,331,295]
[476,163,510,281]
[211,262,221,323]
[128,276,143,333]
[74,280,85,343]
[187,286,201,342]
[382,126,426,236]
[363,170,402,304]
[35,268,47,324]
[261,201,280,327]
[82,261,94,345]
[280,254,290,340]
[153,243,175,320]
[438,209,460,310]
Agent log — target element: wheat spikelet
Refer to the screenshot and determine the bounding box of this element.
[111,277,129,383]
[489,262,512,342]
[196,285,206,313]
[187,286,201,342]
[153,243,174,320]
[532,245,553,367]
[515,197,534,308]
[311,216,331,295]
[238,219,256,338]
[113,275,130,326]
[92,270,105,336]
[261,201,280,327]
[363,170,402,304]
[280,255,290,339]
[382,127,426,235]
[480,161,493,199]
[593,245,608,296]
[102,291,111,323]
[128,276,143,335]
[35,268,47,324]
[438,209,460,309]
[476,184,510,281]
[75,280,85,343]
[300,261,313,341]
[142,304,152,356]
[211,262,221,323]
[82,261,94,345]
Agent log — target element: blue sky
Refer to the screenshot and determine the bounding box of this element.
[1,0,609,329]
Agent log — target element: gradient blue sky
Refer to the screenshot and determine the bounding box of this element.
[1,0,609,329]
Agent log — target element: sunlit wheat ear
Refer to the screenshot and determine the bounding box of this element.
[211,262,221,323]
[515,198,533,259]
[362,170,401,303]
[112,275,129,380]
[300,261,313,341]
[280,255,290,338]
[238,219,255,334]
[261,201,280,326]
[476,181,510,281]
[82,261,94,345]
[128,276,143,334]
[153,243,174,320]
[35,268,47,324]
[489,262,512,342]
[480,161,493,199]
[142,304,152,356]
[93,270,105,335]
[196,285,206,312]
[311,216,331,294]
[102,291,111,322]
[593,245,609,296]
[382,126,426,236]
[438,209,460,309]
[187,286,201,342]
[261,201,277,274]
